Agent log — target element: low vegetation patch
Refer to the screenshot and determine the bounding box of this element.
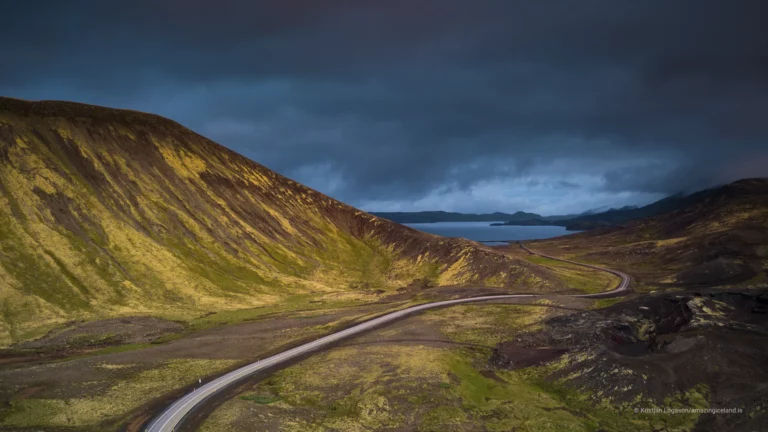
[523,255,619,294]
[201,300,717,431]
[202,343,708,432]
[0,358,238,429]
[240,394,283,404]
[422,303,548,346]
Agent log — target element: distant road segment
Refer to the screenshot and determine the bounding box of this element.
[519,243,631,297]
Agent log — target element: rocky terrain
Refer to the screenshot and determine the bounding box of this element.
[492,289,768,431]
[194,288,768,432]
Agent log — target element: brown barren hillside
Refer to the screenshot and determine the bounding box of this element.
[0,97,560,345]
[529,178,768,290]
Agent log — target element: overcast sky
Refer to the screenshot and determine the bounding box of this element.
[2,1,767,215]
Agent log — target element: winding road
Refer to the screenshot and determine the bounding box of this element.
[145,243,630,432]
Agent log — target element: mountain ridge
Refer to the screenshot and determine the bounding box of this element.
[0,97,561,345]
[371,210,545,224]
[493,189,732,230]
[530,177,768,288]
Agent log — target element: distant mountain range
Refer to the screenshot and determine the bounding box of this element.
[551,178,768,285]
[369,210,549,224]
[371,194,722,231]
[492,193,723,230]
[579,205,638,215]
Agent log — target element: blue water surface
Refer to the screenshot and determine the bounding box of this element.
[403,221,576,246]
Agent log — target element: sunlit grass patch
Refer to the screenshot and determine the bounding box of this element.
[423,303,548,345]
[523,255,619,294]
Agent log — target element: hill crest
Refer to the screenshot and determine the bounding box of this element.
[0,97,562,345]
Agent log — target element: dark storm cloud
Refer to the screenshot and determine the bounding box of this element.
[2,1,767,213]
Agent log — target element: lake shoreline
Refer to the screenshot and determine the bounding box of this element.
[404,221,579,243]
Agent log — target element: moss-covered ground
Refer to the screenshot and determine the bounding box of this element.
[200,301,708,432]
[1,358,237,430]
[521,255,620,294]
[0,301,404,431]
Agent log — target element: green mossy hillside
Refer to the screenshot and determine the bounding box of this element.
[0,97,560,345]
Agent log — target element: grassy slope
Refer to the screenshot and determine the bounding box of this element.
[0,97,562,345]
[521,255,620,294]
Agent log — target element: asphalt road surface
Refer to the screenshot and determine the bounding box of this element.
[146,243,630,432]
[518,243,631,296]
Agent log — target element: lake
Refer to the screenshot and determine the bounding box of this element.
[403,221,576,245]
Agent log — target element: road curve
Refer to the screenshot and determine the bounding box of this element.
[145,244,630,432]
[518,243,631,297]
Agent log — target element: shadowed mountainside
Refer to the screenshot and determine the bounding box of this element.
[0,97,562,345]
[494,190,728,230]
[531,178,768,289]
